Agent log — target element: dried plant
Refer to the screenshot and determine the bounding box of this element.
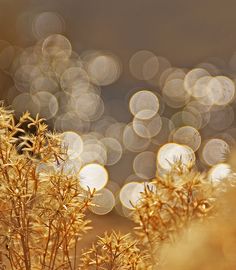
[1,103,236,270]
[79,231,149,270]
[132,161,218,267]
[0,104,93,269]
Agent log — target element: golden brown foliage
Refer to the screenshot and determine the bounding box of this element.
[132,162,218,267]
[79,231,149,270]
[0,104,236,270]
[0,105,93,269]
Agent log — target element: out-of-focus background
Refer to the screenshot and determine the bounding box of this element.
[1,0,236,248]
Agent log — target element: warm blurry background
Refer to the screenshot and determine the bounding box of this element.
[1,0,236,249]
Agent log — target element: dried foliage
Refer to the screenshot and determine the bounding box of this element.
[0,104,93,270]
[79,231,149,270]
[0,104,236,270]
[132,162,218,267]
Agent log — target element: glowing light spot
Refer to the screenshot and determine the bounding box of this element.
[132,113,162,138]
[119,182,143,209]
[123,123,150,152]
[191,76,212,98]
[208,163,232,183]
[14,65,42,92]
[33,91,58,119]
[129,50,159,80]
[171,111,202,130]
[172,126,201,152]
[133,151,156,179]
[12,93,40,118]
[60,67,89,92]
[75,92,104,121]
[61,131,83,160]
[56,158,82,176]
[208,105,234,131]
[105,122,126,144]
[120,182,156,209]
[79,163,108,191]
[89,188,115,215]
[87,53,121,86]
[100,137,123,166]
[157,143,195,171]
[184,68,210,95]
[207,76,235,106]
[162,78,190,108]
[202,139,230,166]
[42,34,72,59]
[80,139,107,165]
[30,76,58,94]
[152,117,175,146]
[32,12,65,39]
[129,90,159,120]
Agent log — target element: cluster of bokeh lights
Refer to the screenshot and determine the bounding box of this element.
[0,10,236,217]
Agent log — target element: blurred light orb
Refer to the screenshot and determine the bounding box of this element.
[119,182,144,209]
[202,139,230,166]
[157,143,195,171]
[79,163,108,191]
[75,92,104,121]
[191,76,212,98]
[163,78,188,100]
[100,137,123,166]
[208,163,232,183]
[89,188,115,215]
[106,181,120,195]
[129,50,159,80]
[207,76,235,106]
[171,110,202,130]
[172,126,201,152]
[105,122,126,144]
[33,91,58,119]
[32,12,65,39]
[87,53,121,86]
[142,55,160,80]
[80,139,107,165]
[129,90,159,120]
[162,78,190,108]
[60,67,89,92]
[42,34,72,59]
[208,105,234,131]
[184,68,210,95]
[152,117,175,146]
[123,123,150,152]
[133,151,156,179]
[30,76,58,94]
[132,113,162,138]
[61,131,83,159]
[56,157,82,176]
[12,93,40,118]
[14,64,42,92]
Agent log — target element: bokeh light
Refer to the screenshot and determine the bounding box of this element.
[61,131,83,159]
[129,90,159,120]
[208,163,232,183]
[201,138,230,166]
[79,163,108,191]
[172,126,201,152]
[89,188,115,215]
[157,143,195,171]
